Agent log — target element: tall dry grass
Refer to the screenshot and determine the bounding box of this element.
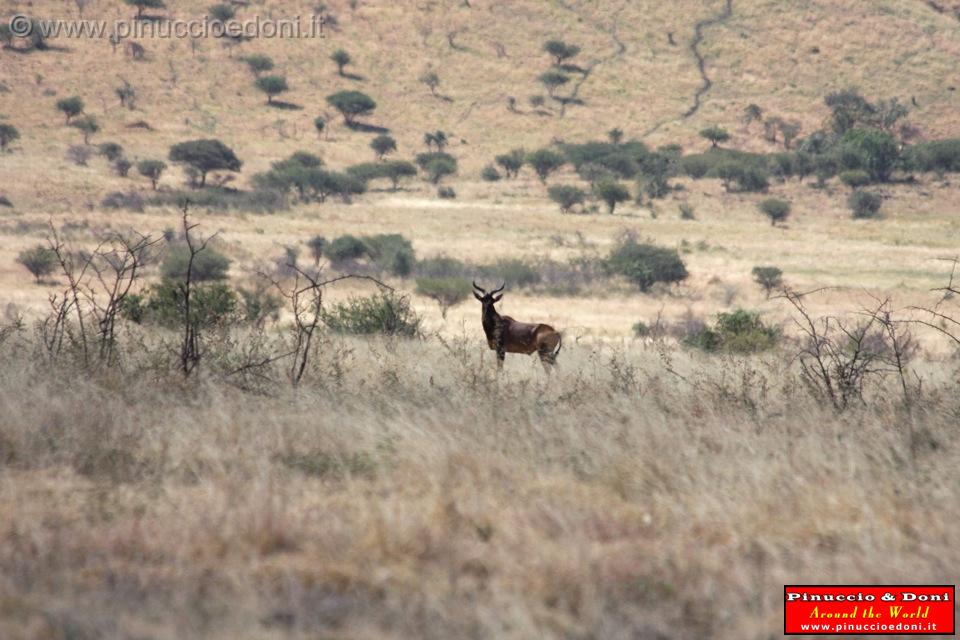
[0,327,956,639]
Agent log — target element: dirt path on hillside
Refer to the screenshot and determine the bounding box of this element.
[643,0,734,137]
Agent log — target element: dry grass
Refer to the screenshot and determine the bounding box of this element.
[0,331,957,639]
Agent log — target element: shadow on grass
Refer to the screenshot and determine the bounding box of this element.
[346,122,390,134]
[267,101,303,111]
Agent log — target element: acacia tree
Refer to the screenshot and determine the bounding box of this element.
[539,70,570,97]
[256,75,288,104]
[594,179,630,214]
[124,0,165,19]
[331,48,351,75]
[544,39,580,66]
[168,139,242,187]
[420,71,440,97]
[700,126,730,148]
[137,159,167,189]
[526,148,565,182]
[0,123,19,151]
[56,96,84,124]
[370,134,396,160]
[326,90,376,125]
[244,54,274,76]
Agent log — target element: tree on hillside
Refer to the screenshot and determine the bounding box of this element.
[700,126,730,148]
[124,0,165,19]
[306,235,326,265]
[370,134,396,160]
[244,54,274,76]
[168,139,242,188]
[758,198,791,226]
[548,184,586,213]
[419,71,441,97]
[17,245,58,283]
[751,266,783,298]
[137,159,166,189]
[331,48,352,76]
[539,70,570,97]
[381,160,417,190]
[56,96,84,124]
[0,124,19,152]
[607,128,624,144]
[495,149,524,178]
[544,39,580,66]
[313,116,326,139]
[255,75,289,104]
[326,90,376,125]
[115,82,136,109]
[743,103,763,126]
[424,130,448,151]
[607,240,688,292]
[593,179,630,214]
[71,115,99,144]
[424,156,457,184]
[526,148,565,182]
[840,128,899,182]
[208,3,235,22]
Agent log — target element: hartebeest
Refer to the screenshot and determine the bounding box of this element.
[473,281,562,369]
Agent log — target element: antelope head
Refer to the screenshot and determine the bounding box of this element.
[472,281,504,314]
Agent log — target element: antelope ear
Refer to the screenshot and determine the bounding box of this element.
[492,294,503,303]
[474,291,483,301]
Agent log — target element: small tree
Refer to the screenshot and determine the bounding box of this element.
[306,235,326,265]
[751,266,783,298]
[758,198,791,226]
[548,184,586,213]
[607,240,688,292]
[496,149,524,178]
[848,189,883,219]
[481,164,501,181]
[370,134,397,160]
[208,3,235,22]
[313,116,326,138]
[330,48,351,76]
[416,277,471,318]
[116,82,136,109]
[424,130,449,151]
[743,103,763,126]
[420,71,441,97]
[98,142,124,161]
[17,245,57,283]
[244,54,274,76]
[607,128,624,144]
[56,96,84,124]
[124,0,165,19]
[526,148,565,182]
[137,159,166,189]
[113,157,133,177]
[382,160,417,190]
[425,156,457,184]
[0,123,20,151]
[538,70,570,97]
[71,115,99,143]
[326,90,376,125]
[839,170,871,188]
[256,75,288,104]
[594,179,630,214]
[544,39,580,66]
[700,126,730,148]
[67,145,92,166]
[168,139,242,187]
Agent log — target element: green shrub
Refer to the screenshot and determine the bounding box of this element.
[904,138,960,175]
[838,128,899,182]
[137,159,166,189]
[0,123,19,151]
[327,235,367,264]
[17,245,57,283]
[848,189,883,219]
[526,148,565,182]
[243,54,274,76]
[685,309,779,353]
[606,240,688,292]
[495,149,524,178]
[839,170,871,188]
[370,134,396,160]
[97,142,124,161]
[547,184,586,213]
[102,191,145,212]
[680,155,710,179]
[416,256,470,279]
[481,164,501,181]
[437,186,456,199]
[123,280,237,329]
[593,179,630,214]
[322,291,420,337]
[758,198,791,226]
[161,245,230,282]
[364,234,415,276]
[56,96,84,123]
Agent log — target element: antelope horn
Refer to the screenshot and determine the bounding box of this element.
[472,280,486,293]
[491,282,505,295]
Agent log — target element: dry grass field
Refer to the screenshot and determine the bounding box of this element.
[2,0,960,637]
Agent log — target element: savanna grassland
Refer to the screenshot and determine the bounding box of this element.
[1,0,960,638]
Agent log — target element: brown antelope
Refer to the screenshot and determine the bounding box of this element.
[473,281,562,369]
